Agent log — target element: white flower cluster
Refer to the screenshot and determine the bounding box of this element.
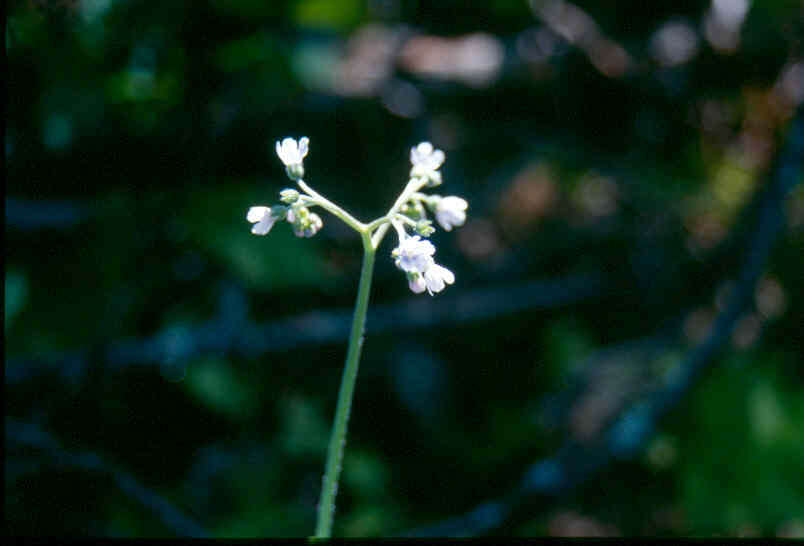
[389,141,468,295]
[247,136,323,238]
[246,136,468,296]
[392,235,455,295]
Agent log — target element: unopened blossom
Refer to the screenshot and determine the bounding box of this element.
[434,196,468,231]
[276,137,309,169]
[407,272,427,294]
[297,212,323,238]
[410,141,445,186]
[279,188,300,204]
[287,206,323,238]
[247,206,280,235]
[392,235,435,274]
[422,263,455,295]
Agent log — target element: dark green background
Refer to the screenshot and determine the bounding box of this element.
[5,0,804,537]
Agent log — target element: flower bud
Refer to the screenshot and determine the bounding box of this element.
[416,219,435,237]
[279,189,300,204]
[288,205,323,237]
[401,200,426,220]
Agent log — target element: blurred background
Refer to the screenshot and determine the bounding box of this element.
[5,0,804,538]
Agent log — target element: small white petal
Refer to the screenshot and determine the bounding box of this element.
[247,206,270,223]
[442,196,467,211]
[423,263,454,295]
[434,264,455,284]
[277,137,305,166]
[251,215,277,235]
[298,137,309,158]
[393,235,437,273]
[417,142,433,155]
[429,149,445,169]
[275,141,284,163]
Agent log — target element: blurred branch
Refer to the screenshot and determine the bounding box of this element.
[402,109,804,537]
[6,274,610,384]
[5,418,210,537]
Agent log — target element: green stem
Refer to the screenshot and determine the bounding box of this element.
[297,180,366,233]
[371,178,427,249]
[314,232,376,538]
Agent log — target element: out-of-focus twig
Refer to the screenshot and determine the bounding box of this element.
[5,274,609,385]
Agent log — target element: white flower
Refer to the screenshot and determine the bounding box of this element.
[392,235,435,274]
[392,234,455,295]
[410,142,445,171]
[422,263,455,295]
[275,136,309,168]
[410,141,445,186]
[434,196,468,231]
[247,206,279,235]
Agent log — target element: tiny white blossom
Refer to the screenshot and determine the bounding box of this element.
[392,234,456,295]
[275,136,309,168]
[392,235,435,274]
[434,196,468,231]
[422,263,455,295]
[247,206,279,235]
[410,142,445,171]
[410,141,445,186]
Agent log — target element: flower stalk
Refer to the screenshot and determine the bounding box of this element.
[315,232,375,538]
[246,136,467,537]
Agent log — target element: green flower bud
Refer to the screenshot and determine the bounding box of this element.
[401,200,426,221]
[279,189,300,204]
[416,219,435,237]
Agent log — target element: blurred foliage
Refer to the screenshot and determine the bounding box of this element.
[5,0,804,538]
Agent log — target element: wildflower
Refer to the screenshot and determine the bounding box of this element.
[422,263,455,295]
[410,141,445,186]
[276,137,309,167]
[247,206,280,235]
[434,196,468,231]
[392,235,435,274]
[392,235,455,295]
[276,137,309,179]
